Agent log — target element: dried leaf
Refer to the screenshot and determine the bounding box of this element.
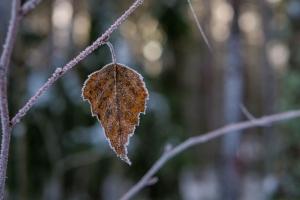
[82,63,148,165]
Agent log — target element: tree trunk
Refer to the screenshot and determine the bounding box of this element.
[220,0,243,199]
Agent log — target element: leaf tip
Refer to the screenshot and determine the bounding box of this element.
[121,154,132,165]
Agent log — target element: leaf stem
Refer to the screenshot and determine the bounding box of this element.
[106,41,117,64]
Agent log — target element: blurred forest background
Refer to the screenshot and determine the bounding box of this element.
[1,0,300,199]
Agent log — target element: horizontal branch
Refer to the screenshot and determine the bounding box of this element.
[119,109,300,200]
[10,0,144,126]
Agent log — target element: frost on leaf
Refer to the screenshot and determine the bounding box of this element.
[82,63,148,165]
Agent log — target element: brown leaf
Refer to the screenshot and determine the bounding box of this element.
[82,63,148,165]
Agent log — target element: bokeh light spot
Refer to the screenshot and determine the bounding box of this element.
[266,0,281,5]
[239,11,261,33]
[120,20,137,39]
[144,61,163,77]
[52,1,73,29]
[210,22,230,42]
[73,12,91,46]
[143,41,163,62]
[212,1,233,24]
[267,40,290,70]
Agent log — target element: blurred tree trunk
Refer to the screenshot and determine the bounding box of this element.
[220,0,243,200]
[261,0,278,172]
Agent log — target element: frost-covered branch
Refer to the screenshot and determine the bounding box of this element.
[119,109,300,200]
[10,0,144,127]
[0,0,43,197]
[0,0,21,198]
[21,0,42,16]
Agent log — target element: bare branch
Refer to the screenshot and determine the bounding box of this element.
[239,104,272,127]
[0,0,21,198]
[21,0,42,16]
[0,0,21,73]
[10,0,145,126]
[186,0,214,57]
[240,104,256,121]
[119,109,300,200]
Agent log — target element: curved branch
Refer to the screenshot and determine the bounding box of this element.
[10,0,144,126]
[119,109,300,200]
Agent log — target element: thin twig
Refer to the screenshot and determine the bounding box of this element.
[239,104,271,127]
[0,0,21,199]
[187,0,214,57]
[239,104,256,121]
[119,109,300,200]
[10,0,144,126]
[21,0,42,16]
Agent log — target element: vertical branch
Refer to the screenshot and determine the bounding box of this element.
[0,0,21,72]
[0,0,21,199]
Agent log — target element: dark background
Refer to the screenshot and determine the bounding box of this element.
[1,0,300,199]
